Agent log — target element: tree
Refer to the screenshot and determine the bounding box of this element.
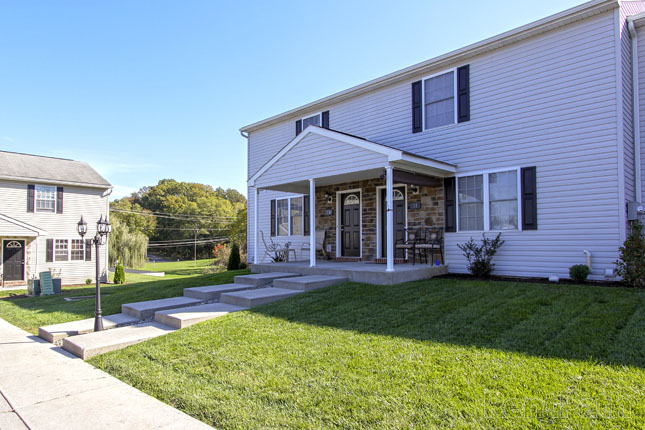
[110,198,157,236]
[227,243,241,270]
[229,207,247,254]
[109,217,148,268]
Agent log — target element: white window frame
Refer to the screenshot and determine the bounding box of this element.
[274,195,308,237]
[71,239,85,261]
[421,68,458,131]
[455,167,522,232]
[35,185,57,213]
[300,112,322,129]
[54,239,69,262]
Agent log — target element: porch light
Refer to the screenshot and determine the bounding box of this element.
[96,215,111,236]
[325,192,333,203]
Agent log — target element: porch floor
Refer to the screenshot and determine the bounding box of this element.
[250,260,448,285]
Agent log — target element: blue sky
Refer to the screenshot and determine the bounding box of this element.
[0,0,583,199]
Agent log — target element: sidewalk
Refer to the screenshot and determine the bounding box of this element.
[0,318,212,430]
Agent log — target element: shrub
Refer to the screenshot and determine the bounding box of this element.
[239,262,247,270]
[615,220,645,288]
[569,264,590,283]
[209,244,231,273]
[457,233,505,278]
[85,278,92,285]
[227,243,241,271]
[113,262,126,284]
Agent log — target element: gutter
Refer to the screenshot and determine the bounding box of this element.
[628,19,643,202]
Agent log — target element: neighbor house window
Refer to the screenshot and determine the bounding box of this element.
[276,199,289,236]
[55,239,69,261]
[71,239,85,261]
[457,169,520,231]
[424,70,455,129]
[290,197,303,236]
[35,185,56,212]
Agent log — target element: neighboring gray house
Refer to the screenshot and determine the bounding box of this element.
[241,0,645,281]
[0,151,111,287]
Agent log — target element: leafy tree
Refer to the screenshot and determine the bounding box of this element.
[110,198,157,236]
[227,243,241,270]
[229,208,247,254]
[109,217,148,268]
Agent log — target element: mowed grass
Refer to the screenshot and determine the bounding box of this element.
[89,279,645,429]
[0,259,248,334]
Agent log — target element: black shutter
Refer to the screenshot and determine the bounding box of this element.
[521,166,537,230]
[85,239,92,261]
[321,111,330,129]
[27,184,35,212]
[412,80,422,133]
[46,239,54,262]
[56,187,63,214]
[295,120,303,136]
[444,177,456,232]
[270,199,276,236]
[457,65,470,123]
[303,195,310,236]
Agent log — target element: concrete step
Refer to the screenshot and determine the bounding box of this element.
[62,322,176,360]
[122,296,203,320]
[183,283,253,301]
[38,313,140,344]
[234,272,300,287]
[220,287,302,308]
[273,275,348,292]
[154,303,248,329]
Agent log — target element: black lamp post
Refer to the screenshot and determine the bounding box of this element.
[77,214,111,332]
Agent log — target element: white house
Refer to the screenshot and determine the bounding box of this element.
[241,0,645,281]
[0,151,111,287]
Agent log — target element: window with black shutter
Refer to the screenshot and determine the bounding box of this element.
[303,195,310,236]
[56,187,63,214]
[411,81,422,133]
[521,167,537,230]
[270,199,276,236]
[27,185,35,212]
[444,177,456,232]
[457,65,470,123]
[85,239,92,261]
[46,239,54,262]
[295,120,302,136]
[321,111,329,129]
[413,65,470,132]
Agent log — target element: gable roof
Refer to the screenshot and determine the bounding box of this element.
[240,0,617,133]
[249,126,455,186]
[0,213,47,236]
[0,151,111,189]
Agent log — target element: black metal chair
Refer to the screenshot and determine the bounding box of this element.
[415,228,444,265]
[395,227,419,265]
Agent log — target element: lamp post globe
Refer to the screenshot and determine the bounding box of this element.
[77,216,88,238]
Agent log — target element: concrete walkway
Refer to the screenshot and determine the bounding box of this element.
[0,318,212,430]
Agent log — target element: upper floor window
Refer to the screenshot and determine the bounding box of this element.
[424,71,455,129]
[295,110,330,135]
[302,114,321,129]
[35,185,56,212]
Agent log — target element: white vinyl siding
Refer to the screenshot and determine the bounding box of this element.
[35,185,56,213]
[247,10,625,280]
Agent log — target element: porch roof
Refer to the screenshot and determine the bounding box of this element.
[0,213,47,237]
[249,126,456,193]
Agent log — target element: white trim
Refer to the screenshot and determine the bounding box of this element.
[376,184,408,259]
[2,239,26,283]
[309,179,316,267]
[0,213,47,236]
[240,0,615,133]
[253,187,259,264]
[249,126,456,185]
[385,166,395,272]
[420,67,458,131]
[0,175,110,190]
[455,167,522,232]
[335,188,362,259]
[614,8,627,244]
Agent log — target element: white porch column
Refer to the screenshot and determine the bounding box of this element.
[253,187,259,264]
[309,178,316,267]
[386,165,395,272]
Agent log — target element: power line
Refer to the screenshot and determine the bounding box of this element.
[111,209,237,221]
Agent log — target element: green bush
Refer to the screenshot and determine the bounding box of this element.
[113,262,126,284]
[227,243,241,271]
[457,233,505,279]
[239,262,247,270]
[569,264,590,283]
[615,220,645,288]
[85,278,92,285]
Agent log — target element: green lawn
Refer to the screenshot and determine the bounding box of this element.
[86,278,645,429]
[0,261,248,334]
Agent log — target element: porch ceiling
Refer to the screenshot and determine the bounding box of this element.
[251,126,456,192]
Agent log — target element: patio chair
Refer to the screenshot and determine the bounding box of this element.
[300,230,327,259]
[261,231,290,262]
[395,227,419,264]
[415,228,444,265]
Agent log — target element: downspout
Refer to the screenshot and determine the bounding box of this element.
[628,20,643,202]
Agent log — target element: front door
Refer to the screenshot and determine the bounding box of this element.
[341,192,360,257]
[3,240,25,281]
[381,187,406,258]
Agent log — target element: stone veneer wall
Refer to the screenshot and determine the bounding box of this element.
[314,178,444,261]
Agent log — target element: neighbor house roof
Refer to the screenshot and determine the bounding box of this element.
[0,151,111,189]
[240,0,617,133]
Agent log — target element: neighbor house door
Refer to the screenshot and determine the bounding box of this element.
[340,192,360,257]
[3,240,25,281]
[381,187,406,258]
